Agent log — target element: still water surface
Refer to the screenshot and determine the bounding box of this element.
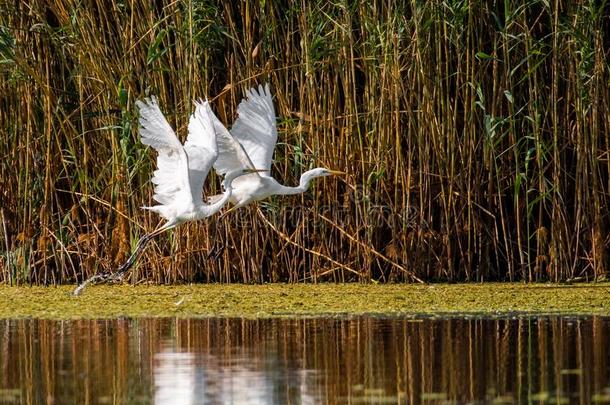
[1,316,610,404]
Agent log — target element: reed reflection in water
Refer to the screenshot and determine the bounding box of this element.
[1,316,610,404]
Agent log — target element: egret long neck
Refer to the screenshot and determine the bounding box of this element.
[274,172,317,196]
[202,170,244,216]
[205,188,233,215]
[274,184,306,196]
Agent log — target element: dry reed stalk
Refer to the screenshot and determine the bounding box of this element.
[0,1,608,284]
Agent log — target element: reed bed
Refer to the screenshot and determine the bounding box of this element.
[0,0,608,284]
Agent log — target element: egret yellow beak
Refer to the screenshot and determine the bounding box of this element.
[244,168,268,173]
[328,170,347,175]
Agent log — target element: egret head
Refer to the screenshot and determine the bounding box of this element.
[297,167,346,190]
[306,168,346,178]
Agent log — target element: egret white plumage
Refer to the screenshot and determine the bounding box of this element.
[73,97,258,295]
[208,83,345,214]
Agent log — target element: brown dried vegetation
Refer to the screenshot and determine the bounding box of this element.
[0,1,608,284]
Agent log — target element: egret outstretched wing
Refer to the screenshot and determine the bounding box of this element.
[231,83,278,173]
[210,104,258,176]
[135,96,191,207]
[184,100,218,205]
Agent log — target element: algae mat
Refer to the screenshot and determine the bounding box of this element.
[1,283,610,319]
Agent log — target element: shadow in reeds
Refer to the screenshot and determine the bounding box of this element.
[1,316,610,403]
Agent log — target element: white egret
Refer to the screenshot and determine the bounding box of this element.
[208,83,345,213]
[73,97,259,295]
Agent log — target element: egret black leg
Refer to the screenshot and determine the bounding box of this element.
[109,223,172,281]
[73,231,156,296]
[114,233,154,278]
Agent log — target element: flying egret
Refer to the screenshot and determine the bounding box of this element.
[208,83,345,214]
[73,97,259,295]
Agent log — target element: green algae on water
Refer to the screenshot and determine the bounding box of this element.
[1,283,610,319]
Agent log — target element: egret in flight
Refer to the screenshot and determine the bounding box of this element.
[208,83,345,213]
[73,97,259,295]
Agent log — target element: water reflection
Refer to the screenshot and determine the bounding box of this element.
[1,316,610,404]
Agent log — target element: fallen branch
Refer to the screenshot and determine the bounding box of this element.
[257,209,361,278]
[318,214,425,284]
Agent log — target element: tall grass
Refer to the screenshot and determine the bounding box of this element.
[0,0,608,284]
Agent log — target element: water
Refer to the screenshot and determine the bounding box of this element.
[1,316,610,404]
